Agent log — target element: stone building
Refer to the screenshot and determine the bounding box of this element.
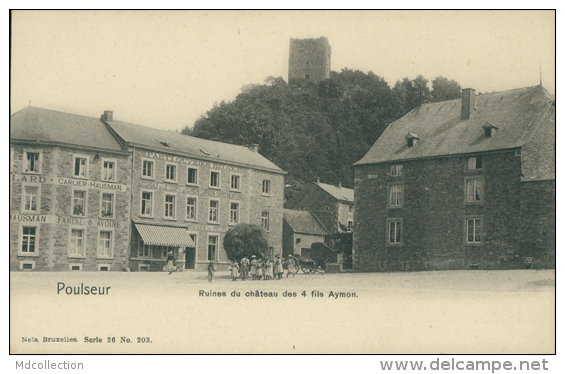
[10,107,286,272]
[282,209,329,257]
[10,107,132,271]
[286,178,354,234]
[288,37,331,82]
[103,112,286,271]
[353,85,555,271]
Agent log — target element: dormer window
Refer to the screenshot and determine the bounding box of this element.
[482,122,498,138]
[405,133,419,147]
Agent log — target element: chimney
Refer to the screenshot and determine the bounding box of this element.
[461,88,475,120]
[247,144,259,153]
[314,177,320,184]
[338,182,342,188]
[103,110,113,122]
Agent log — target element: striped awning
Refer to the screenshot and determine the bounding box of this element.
[135,223,196,247]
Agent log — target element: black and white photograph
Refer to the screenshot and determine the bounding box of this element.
[9,9,556,361]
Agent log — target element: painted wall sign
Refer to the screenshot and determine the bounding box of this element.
[11,174,48,183]
[10,214,56,223]
[57,178,127,192]
[10,214,119,228]
[136,181,241,200]
[187,224,229,233]
[143,151,238,172]
[56,216,121,227]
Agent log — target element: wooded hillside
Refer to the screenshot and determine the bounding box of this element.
[181,70,461,201]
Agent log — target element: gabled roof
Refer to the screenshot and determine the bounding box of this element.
[284,209,330,236]
[355,85,554,165]
[108,119,284,173]
[316,182,354,203]
[10,106,125,152]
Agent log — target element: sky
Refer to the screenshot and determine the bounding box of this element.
[10,10,556,132]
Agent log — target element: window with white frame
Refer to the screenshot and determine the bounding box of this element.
[101,193,114,218]
[98,230,113,258]
[142,159,154,179]
[388,220,402,244]
[186,196,197,221]
[73,156,88,178]
[230,202,239,224]
[22,186,39,213]
[389,184,403,207]
[140,191,153,216]
[466,178,484,203]
[207,235,218,261]
[261,211,270,231]
[24,151,41,173]
[102,160,116,182]
[390,165,403,176]
[262,180,271,195]
[468,157,483,170]
[230,174,241,191]
[69,228,85,257]
[466,218,482,243]
[21,226,37,255]
[164,194,176,219]
[210,171,220,188]
[72,190,87,216]
[165,163,177,183]
[209,200,219,223]
[187,167,198,185]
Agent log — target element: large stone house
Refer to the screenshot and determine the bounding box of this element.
[353,85,555,271]
[101,111,286,271]
[10,107,132,271]
[10,107,286,272]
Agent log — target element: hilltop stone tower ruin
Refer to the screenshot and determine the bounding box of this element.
[288,37,331,82]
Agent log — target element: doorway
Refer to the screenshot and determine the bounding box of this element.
[185,247,196,269]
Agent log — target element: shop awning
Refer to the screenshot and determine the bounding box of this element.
[135,223,196,247]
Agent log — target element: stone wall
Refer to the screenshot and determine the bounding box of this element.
[10,144,131,271]
[353,150,532,271]
[130,149,285,271]
[520,179,555,269]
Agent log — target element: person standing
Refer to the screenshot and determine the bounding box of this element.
[275,254,284,280]
[265,259,274,280]
[166,250,175,275]
[286,255,297,278]
[240,257,250,281]
[230,260,240,281]
[207,261,215,283]
[256,258,263,280]
[250,255,258,280]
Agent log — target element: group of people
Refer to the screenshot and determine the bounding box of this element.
[230,254,297,281]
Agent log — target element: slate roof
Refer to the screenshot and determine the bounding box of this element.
[10,106,125,152]
[108,119,284,173]
[316,182,354,202]
[355,85,554,165]
[283,209,330,236]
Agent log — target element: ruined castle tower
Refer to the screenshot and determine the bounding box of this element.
[288,37,331,82]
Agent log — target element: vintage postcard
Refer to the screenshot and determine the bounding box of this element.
[9,10,555,355]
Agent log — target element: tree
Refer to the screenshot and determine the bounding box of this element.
[180,71,460,203]
[431,76,462,102]
[223,224,269,262]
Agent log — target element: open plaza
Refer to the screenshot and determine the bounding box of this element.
[10,269,555,354]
